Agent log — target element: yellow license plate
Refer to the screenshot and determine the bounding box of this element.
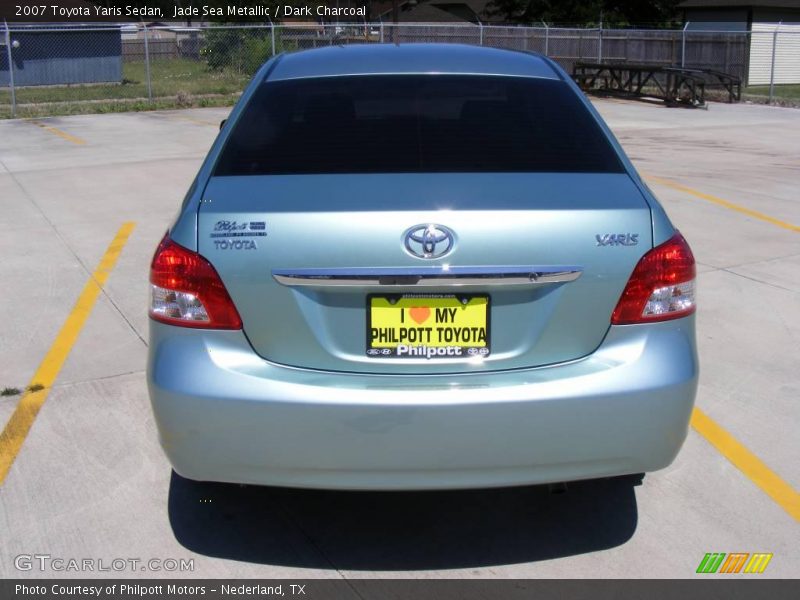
[367,294,490,359]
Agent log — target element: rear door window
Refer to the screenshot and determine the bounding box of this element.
[214,75,624,175]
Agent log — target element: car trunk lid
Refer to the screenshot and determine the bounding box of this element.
[197,172,652,374]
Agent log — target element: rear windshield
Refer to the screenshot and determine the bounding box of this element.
[214,75,624,175]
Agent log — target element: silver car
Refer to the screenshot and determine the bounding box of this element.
[147,44,698,490]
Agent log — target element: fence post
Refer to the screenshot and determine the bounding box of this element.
[598,28,602,62]
[3,19,16,118]
[142,23,153,103]
[380,22,384,43]
[479,22,484,46]
[541,21,549,56]
[271,24,276,56]
[681,22,689,67]
[768,22,780,104]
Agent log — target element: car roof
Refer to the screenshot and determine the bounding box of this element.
[265,43,562,82]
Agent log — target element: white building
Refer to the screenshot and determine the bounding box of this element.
[680,0,800,84]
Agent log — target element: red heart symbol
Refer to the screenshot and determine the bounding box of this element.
[409,307,430,325]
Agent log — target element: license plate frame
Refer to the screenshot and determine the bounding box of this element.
[366,294,490,359]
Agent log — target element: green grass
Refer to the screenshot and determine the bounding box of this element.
[744,84,800,101]
[0,384,45,397]
[0,94,240,119]
[16,58,250,103]
[0,58,250,118]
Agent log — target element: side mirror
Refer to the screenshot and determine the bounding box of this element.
[219,119,227,130]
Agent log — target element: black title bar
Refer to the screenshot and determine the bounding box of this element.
[2,1,377,23]
[2,579,798,600]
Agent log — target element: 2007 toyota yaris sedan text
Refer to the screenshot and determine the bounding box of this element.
[147,44,698,490]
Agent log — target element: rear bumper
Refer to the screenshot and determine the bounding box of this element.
[147,318,698,490]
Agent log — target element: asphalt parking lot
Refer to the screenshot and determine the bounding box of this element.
[0,99,797,579]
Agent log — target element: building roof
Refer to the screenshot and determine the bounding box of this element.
[395,3,462,22]
[375,0,503,23]
[679,0,800,8]
[267,44,559,82]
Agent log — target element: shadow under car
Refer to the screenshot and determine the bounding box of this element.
[168,472,641,570]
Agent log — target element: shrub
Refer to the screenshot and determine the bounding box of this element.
[201,27,296,76]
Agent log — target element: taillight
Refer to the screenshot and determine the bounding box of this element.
[611,232,696,325]
[149,234,242,329]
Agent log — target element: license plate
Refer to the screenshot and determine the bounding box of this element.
[367,294,490,359]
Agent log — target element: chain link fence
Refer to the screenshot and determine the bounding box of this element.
[2,21,799,118]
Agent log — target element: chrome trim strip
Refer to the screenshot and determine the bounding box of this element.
[272,266,583,288]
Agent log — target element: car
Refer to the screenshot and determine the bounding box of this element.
[147,44,698,490]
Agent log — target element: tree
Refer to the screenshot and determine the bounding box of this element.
[487,0,683,27]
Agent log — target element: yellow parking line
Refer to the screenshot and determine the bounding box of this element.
[0,222,135,486]
[646,175,800,233]
[28,120,86,145]
[168,114,217,127]
[691,407,800,522]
